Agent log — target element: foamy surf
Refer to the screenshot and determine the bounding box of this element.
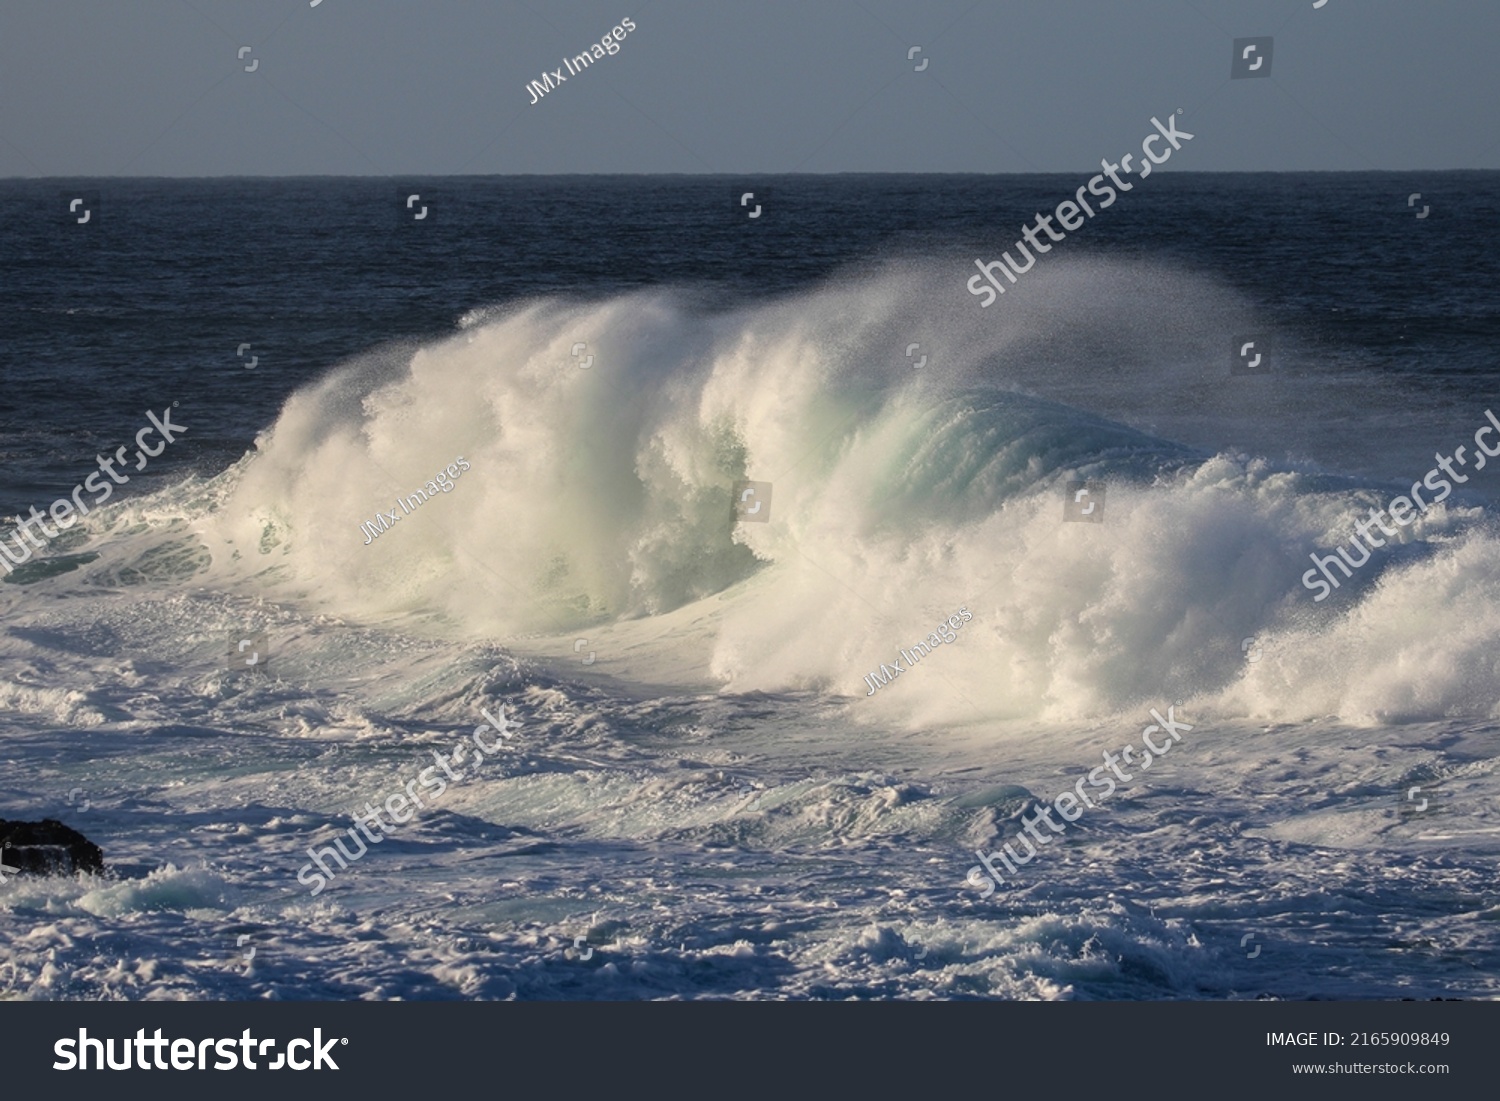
[3,257,1499,1003]
[7,259,1496,727]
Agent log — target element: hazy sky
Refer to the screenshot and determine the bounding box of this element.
[2,0,1495,176]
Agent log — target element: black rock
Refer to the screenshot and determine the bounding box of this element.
[0,818,105,876]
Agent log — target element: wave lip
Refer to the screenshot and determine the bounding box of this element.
[24,261,1491,726]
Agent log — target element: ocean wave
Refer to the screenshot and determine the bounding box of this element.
[15,261,1499,725]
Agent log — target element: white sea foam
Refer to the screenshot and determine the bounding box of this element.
[7,259,1496,727]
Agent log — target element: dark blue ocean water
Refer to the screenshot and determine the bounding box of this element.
[3,173,1498,511]
[5,175,1500,1003]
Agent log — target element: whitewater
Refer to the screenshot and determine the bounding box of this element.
[3,258,1499,1000]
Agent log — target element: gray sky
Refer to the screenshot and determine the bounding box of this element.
[1,0,1495,176]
